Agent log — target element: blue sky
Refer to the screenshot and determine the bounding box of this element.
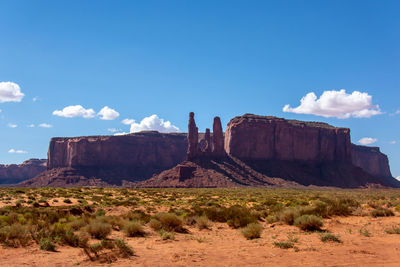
[0,0,399,177]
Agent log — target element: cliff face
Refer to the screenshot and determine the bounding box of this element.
[351,144,392,178]
[0,159,46,184]
[225,114,352,162]
[40,131,188,185]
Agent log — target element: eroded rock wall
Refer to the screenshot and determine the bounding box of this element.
[351,144,392,178]
[0,159,46,184]
[46,132,188,183]
[225,114,352,162]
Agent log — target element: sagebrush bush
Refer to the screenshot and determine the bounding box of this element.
[320,233,342,243]
[192,205,257,228]
[39,237,56,251]
[154,213,184,232]
[149,219,162,231]
[0,224,31,247]
[86,220,112,239]
[196,216,212,230]
[123,221,146,237]
[279,207,300,225]
[158,230,175,240]
[273,241,294,249]
[370,208,394,217]
[294,215,323,231]
[241,223,263,240]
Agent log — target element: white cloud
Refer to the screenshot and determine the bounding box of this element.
[8,123,17,128]
[98,106,119,120]
[27,124,35,128]
[396,176,400,181]
[53,105,96,118]
[39,123,52,128]
[130,114,180,133]
[283,89,382,119]
[396,110,400,115]
[122,118,135,125]
[0,82,24,103]
[114,132,128,136]
[8,149,27,154]
[390,140,397,145]
[358,137,378,145]
[107,128,120,133]
[32,97,38,102]
[0,109,2,112]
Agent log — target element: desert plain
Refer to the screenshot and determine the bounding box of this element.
[0,187,399,267]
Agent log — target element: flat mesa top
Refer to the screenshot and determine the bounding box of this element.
[229,114,344,130]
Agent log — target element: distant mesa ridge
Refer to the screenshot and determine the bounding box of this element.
[18,113,399,188]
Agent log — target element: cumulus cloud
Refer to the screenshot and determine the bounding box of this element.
[107,128,121,133]
[122,118,135,125]
[8,149,27,154]
[39,123,52,128]
[0,82,24,103]
[114,132,128,136]
[129,114,180,133]
[390,140,397,145]
[358,137,378,145]
[98,106,119,120]
[283,89,382,119]
[53,105,96,118]
[8,123,17,128]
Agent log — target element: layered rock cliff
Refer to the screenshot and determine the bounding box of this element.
[351,144,392,178]
[0,159,46,184]
[20,113,399,188]
[26,132,188,186]
[225,114,352,162]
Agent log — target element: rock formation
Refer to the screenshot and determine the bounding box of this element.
[204,128,211,153]
[212,116,225,157]
[19,113,399,188]
[26,132,188,186]
[187,112,199,160]
[0,159,46,185]
[224,114,352,162]
[351,144,392,178]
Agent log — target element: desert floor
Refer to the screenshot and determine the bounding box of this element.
[0,215,399,267]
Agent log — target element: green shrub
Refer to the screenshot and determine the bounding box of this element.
[192,205,257,228]
[149,219,162,231]
[370,208,394,217]
[279,207,300,225]
[0,224,31,247]
[63,199,72,204]
[154,213,185,232]
[158,230,175,240]
[196,216,212,230]
[86,220,112,239]
[385,226,400,234]
[39,237,56,251]
[114,239,134,257]
[123,221,146,237]
[273,241,294,249]
[241,223,263,240]
[320,233,342,243]
[294,215,323,231]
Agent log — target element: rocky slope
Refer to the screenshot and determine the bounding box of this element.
[0,159,46,185]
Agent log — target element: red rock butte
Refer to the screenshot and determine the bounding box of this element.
[18,113,400,188]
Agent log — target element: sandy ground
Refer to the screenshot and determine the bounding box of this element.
[0,216,399,267]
